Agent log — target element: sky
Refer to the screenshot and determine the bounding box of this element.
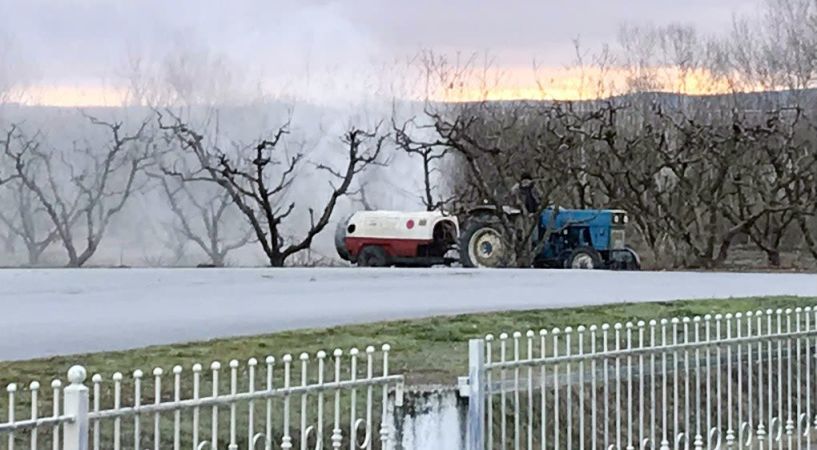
[0,0,761,106]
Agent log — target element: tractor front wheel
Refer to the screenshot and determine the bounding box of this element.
[460,218,510,268]
[357,245,389,267]
[566,247,602,269]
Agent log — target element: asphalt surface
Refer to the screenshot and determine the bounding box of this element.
[1,268,815,360]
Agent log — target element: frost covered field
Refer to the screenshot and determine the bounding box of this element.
[0,268,815,360]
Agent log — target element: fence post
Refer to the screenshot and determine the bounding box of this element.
[468,339,485,450]
[63,366,89,450]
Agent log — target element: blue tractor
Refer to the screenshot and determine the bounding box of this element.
[459,206,641,270]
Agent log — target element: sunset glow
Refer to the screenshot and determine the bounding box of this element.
[20,84,128,107]
[11,66,758,108]
[430,66,753,103]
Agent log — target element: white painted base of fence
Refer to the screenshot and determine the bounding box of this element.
[390,388,467,450]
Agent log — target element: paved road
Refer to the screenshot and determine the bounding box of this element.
[1,268,815,360]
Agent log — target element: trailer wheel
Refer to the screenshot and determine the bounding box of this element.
[357,245,389,267]
[460,218,509,268]
[566,246,602,269]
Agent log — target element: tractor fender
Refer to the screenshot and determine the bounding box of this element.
[464,205,522,219]
[625,246,641,269]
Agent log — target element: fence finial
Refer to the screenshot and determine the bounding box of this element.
[68,365,87,385]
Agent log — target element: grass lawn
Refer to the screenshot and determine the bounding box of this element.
[1,296,815,388]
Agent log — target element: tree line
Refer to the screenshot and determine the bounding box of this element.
[0,110,389,267]
[1,0,816,269]
[2,92,813,270]
[402,94,817,268]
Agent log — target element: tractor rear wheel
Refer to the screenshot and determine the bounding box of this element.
[357,245,389,267]
[566,246,602,269]
[460,218,510,268]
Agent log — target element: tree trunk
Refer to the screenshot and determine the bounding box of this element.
[211,253,225,267]
[269,253,286,267]
[766,249,781,267]
[797,216,817,261]
[26,245,41,266]
[2,234,14,255]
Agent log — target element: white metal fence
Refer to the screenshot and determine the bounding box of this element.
[465,306,817,450]
[5,305,816,450]
[0,345,404,450]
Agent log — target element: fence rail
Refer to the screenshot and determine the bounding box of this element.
[466,306,817,450]
[5,304,816,450]
[0,345,404,450]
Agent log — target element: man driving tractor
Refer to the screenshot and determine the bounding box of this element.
[512,172,541,214]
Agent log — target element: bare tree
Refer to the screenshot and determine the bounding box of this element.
[160,114,387,267]
[349,181,378,211]
[0,179,59,265]
[149,172,252,267]
[2,117,153,267]
[393,117,451,211]
[797,190,817,261]
[407,100,581,267]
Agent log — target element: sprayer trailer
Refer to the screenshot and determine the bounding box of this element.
[336,211,459,267]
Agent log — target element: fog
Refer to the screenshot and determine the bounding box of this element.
[0,0,767,267]
[0,98,439,266]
